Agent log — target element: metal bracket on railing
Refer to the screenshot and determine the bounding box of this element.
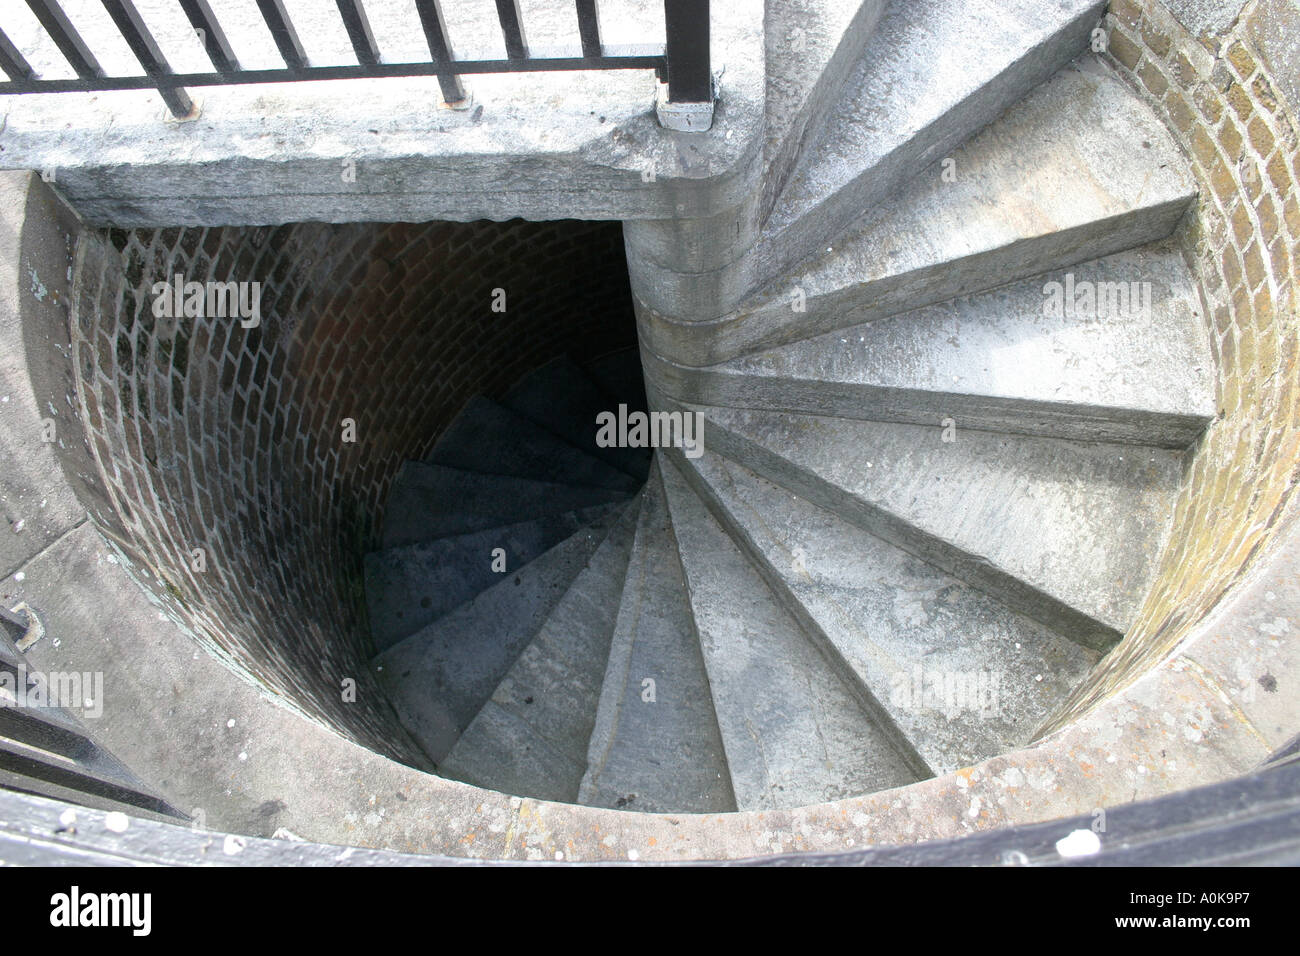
[0,603,42,653]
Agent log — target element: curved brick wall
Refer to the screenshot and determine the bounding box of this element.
[55,219,636,763]
[1044,0,1300,732]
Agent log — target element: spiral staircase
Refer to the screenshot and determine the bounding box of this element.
[342,0,1224,815]
[21,0,1300,865]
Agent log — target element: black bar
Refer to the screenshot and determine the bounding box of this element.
[413,0,466,103]
[494,0,528,60]
[0,52,665,94]
[0,705,94,763]
[575,0,601,59]
[663,0,710,103]
[0,27,35,81]
[25,0,104,78]
[255,0,307,71]
[100,0,194,117]
[178,0,240,74]
[335,0,380,67]
[0,747,179,818]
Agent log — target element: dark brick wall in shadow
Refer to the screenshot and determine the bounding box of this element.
[59,218,636,765]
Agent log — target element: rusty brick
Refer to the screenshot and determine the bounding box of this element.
[1226,40,1258,80]
[1137,57,1170,97]
[1218,117,1244,158]
[1226,82,1253,122]
[1265,149,1294,195]
[1242,240,1268,290]
[1247,115,1277,156]
[1108,26,1143,70]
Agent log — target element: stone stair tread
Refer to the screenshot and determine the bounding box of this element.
[690,402,1182,642]
[502,356,652,479]
[584,346,649,414]
[659,243,1215,447]
[578,466,736,813]
[659,455,921,807]
[440,494,645,802]
[426,395,641,493]
[676,451,1104,775]
[372,505,625,763]
[365,502,626,653]
[437,702,587,803]
[380,460,628,549]
[656,62,1195,367]
[761,0,887,206]
[764,0,1103,259]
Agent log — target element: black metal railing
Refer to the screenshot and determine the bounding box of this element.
[0,605,183,821]
[0,0,711,120]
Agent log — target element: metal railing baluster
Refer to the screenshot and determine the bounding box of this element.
[100,0,193,117]
[575,0,601,59]
[255,0,308,72]
[25,0,104,79]
[663,0,710,105]
[494,0,528,61]
[413,0,466,105]
[178,0,241,74]
[0,28,35,81]
[335,0,381,68]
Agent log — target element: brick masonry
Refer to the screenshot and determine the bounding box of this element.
[63,219,637,764]
[1043,0,1300,733]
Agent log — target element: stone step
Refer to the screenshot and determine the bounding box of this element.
[379,461,628,549]
[502,356,652,480]
[578,465,736,813]
[584,346,649,415]
[365,503,626,653]
[439,494,645,803]
[649,243,1215,448]
[673,450,1103,776]
[426,395,642,493]
[372,507,624,763]
[760,0,888,217]
[641,61,1196,367]
[683,402,1182,647]
[761,0,1104,277]
[659,455,923,807]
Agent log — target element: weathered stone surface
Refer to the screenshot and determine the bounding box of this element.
[648,243,1215,447]
[426,395,640,493]
[637,61,1196,364]
[380,461,628,548]
[578,465,735,813]
[0,1,767,227]
[502,356,652,480]
[683,400,1182,645]
[674,450,1102,776]
[373,509,620,763]
[440,495,643,802]
[762,0,1105,282]
[365,503,624,652]
[584,347,649,418]
[660,455,921,807]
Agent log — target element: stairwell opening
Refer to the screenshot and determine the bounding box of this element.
[34,211,642,767]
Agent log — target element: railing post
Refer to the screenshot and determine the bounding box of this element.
[659,0,712,131]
